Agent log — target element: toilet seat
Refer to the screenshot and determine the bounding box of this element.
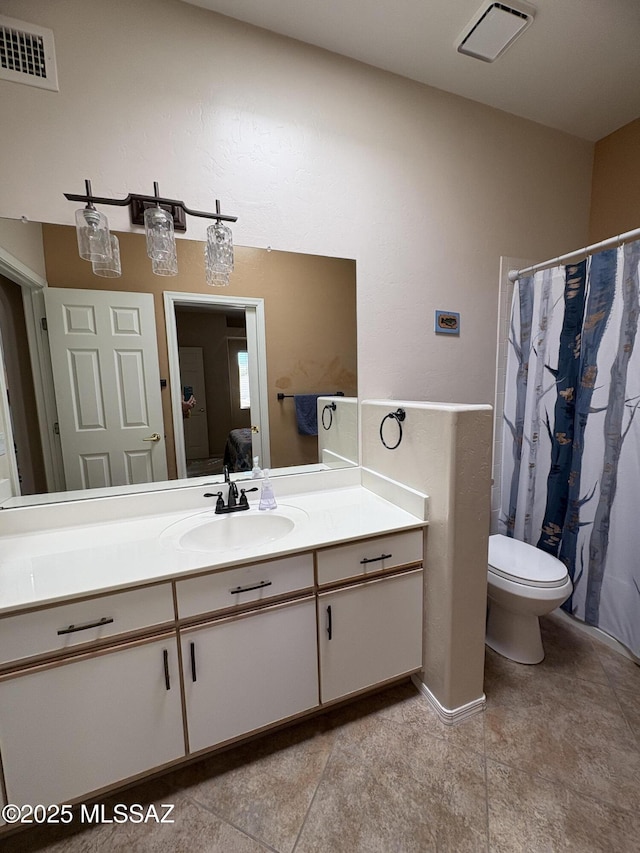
[488,534,569,589]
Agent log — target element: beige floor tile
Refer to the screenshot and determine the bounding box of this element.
[294,714,488,853]
[0,780,271,853]
[485,654,640,813]
[594,642,640,700]
[487,760,640,853]
[318,680,486,757]
[163,717,336,853]
[485,645,628,717]
[616,685,640,744]
[539,614,610,686]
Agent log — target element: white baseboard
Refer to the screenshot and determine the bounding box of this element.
[411,675,486,725]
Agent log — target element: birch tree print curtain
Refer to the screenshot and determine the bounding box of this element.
[500,240,640,657]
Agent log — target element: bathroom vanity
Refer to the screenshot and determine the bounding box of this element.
[0,473,426,821]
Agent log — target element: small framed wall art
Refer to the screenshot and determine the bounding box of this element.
[435,310,460,336]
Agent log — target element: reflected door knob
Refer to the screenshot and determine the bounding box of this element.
[143,432,162,442]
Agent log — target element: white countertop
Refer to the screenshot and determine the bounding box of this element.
[0,484,426,615]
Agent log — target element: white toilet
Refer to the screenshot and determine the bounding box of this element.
[486,534,573,664]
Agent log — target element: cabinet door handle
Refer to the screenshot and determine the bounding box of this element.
[359,553,392,565]
[57,616,114,635]
[230,580,272,595]
[327,605,332,640]
[190,642,197,683]
[163,648,171,691]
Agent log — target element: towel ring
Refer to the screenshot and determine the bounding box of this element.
[322,401,337,430]
[379,408,406,450]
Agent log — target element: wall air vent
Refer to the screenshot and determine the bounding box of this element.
[0,15,58,91]
[456,2,535,63]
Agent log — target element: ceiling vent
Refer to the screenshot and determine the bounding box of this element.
[456,2,535,63]
[0,14,58,91]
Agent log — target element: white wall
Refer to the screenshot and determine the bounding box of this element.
[361,400,493,713]
[0,220,46,279]
[0,0,593,406]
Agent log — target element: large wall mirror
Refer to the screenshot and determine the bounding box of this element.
[0,218,357,506]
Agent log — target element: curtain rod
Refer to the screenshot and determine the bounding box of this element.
[508,225,640,282]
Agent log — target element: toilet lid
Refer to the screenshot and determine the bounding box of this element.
[488,534,569,588]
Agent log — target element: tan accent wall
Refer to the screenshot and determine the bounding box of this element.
[589,118,640,243]
[42,225,357,476]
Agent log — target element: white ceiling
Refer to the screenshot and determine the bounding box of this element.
[181,0,640,142]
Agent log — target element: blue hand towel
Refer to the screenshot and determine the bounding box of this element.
[294,394,321,435]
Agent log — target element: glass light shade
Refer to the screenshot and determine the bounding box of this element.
[151,252,178,276]
[144,205,176,261]
[75,206,112,262]
[205,220,234,287]
[92,234,122,277]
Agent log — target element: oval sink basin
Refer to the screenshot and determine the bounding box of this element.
[161,506,308,554]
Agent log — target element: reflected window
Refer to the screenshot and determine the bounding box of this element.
[238,350,250,410]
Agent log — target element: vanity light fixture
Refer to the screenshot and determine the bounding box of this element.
[144,198,177,266]
[91,233,121,278]
[205,202,234,287]
[64,179,237,280]
[73,181,112,263]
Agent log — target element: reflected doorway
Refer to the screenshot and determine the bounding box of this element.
[164,292,270,480]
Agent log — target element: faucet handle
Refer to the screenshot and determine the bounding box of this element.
[204,491,225,512]
[239,486,259,508]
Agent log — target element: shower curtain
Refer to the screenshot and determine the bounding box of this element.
[500,239,640,657]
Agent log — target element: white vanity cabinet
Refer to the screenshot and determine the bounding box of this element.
[180,597,319,753]
[316,530,424,704]
[0,583,175,667]
[0,636,185,807]
[317,569,423,703]
[0,507,426,825]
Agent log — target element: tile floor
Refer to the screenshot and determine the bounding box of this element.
[4,613,640,852]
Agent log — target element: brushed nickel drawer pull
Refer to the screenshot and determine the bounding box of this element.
[359,554,392,564]
[230,580,272,595]
[57,616,114,635]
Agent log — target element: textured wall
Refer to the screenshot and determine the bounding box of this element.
[0,0,593,409]
[361,399,493,712]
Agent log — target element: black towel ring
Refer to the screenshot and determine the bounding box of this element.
[380,408,406,450]
[321,401,337,430]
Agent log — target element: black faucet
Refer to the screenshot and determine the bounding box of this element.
[224,465,238,508]
[204,468,258,514]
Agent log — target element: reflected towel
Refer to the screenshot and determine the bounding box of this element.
[294,394,321,435]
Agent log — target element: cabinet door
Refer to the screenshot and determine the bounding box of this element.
[0,637,185,807]
[182,598,318,754]
[318,569,423,704]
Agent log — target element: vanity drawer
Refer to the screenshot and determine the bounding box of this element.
[175,553,314,619]
[0,584,174,667]
[316,529,423,587]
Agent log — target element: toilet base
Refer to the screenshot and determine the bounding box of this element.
[486,603,544,664]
